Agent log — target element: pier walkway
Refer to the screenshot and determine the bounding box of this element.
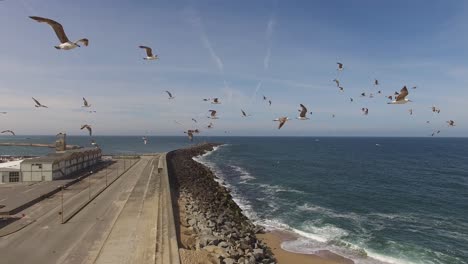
[0,154,180,264]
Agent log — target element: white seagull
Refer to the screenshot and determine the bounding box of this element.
[29,16,88,50]
[32,97,48,108]
[273,117,290,129]
[211,98,221,104]
[388,86,412,104]
[297,104,310,120]
[139,46,158,60]
[165,91,175,99]
[207,122,214,129]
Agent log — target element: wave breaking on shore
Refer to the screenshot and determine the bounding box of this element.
[192,144,423,264]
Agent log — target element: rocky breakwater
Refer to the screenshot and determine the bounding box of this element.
[167,143,276,264]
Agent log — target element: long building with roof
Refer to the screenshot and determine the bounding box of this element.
[19,147,102,182]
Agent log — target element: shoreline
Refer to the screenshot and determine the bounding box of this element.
[257,230,353,264]
[167,143,355,264]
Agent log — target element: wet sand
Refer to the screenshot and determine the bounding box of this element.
[258,230,354,264]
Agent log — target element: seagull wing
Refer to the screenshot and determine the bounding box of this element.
[278,118,286,129]
[76,38,89,46]
[32,97,41,106]
[1,130,15,135]
[299,104,307,117]
[83,97,88,106]
[165,91,172,97]
[139,46,153,57]
[29,16,70,43]
[241,110,246,116]
[396,86,409,101]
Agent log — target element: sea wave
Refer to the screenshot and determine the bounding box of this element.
[191,145,425,264]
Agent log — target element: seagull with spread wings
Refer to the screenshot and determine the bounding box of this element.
[80,124,92,136]
[337,62,343,71]
[211,98,221,104]
[297,104,310,120]
[1,130,15,136]
[139,46,158,60]
[32,97,48,108]
[29,16,88,50]
[447,120,455,127]
[388,86,412,104]
[273,117,290,129]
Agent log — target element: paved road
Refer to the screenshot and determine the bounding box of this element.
[0,156,159,264]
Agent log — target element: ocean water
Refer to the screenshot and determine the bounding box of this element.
[1,136,467,264]
[194,137,468,264]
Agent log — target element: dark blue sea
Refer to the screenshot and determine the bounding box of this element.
[1,136,467,264]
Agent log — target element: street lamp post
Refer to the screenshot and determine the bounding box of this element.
[88,171,92,200]
[61,185,64,224]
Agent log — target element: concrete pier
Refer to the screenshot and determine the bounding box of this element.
[0,154,181,264]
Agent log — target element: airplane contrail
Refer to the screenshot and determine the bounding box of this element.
[264,16,276,70]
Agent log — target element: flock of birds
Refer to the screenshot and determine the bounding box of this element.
[0,15,458,143]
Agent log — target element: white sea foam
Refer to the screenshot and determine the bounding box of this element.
[191,146,416,264]
[229,164,256,182]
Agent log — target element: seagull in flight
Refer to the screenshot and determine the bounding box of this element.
[350,98,354,102]
[29,16,88,50]
[361,108,369,115]
[1,130,15,136]
[184,130,194,142]
[263,95,267,101]
[211,98,220,104]
[80,124,92,136]
[82,97,91,108]
[388,86,412,104]
[142,136,148,145]
[192,118,197,123]
[297,104,310,120]
[337,62,343,71]
[268,100,272,106]
[207,122,214,129]
[361,92,366,97]
[32,97,48,108]
[333,79,340,87]
[273,117,290,129]
[339,86,344,92]
[241,109,251,117]
[447,120,455,127]
[139,46,158,60]
[208,110,218,119]
[374,79,379,86]
[409,109,413,115]
[165,91,175,99]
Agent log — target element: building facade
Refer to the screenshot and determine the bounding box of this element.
[0,160,22,183]
[20,148,102,182]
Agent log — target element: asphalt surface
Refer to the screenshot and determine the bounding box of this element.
[0,156,158,264]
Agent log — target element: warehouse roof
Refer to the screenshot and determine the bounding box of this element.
[21,147,101,164]
[0,160,23,171]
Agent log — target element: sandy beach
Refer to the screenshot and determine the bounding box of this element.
[258,230,354,264]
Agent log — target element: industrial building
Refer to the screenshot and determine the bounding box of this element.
[0,160,22,183]
[20,147,102,182]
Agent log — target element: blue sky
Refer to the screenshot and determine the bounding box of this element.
[0,0,466,136]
